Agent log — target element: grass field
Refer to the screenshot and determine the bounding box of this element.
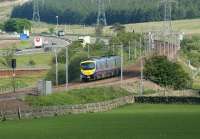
[0,104,200,139]
[0,53,52,68]
[0,73,46,91]
[33,18,200,35]
[16,53,53,68]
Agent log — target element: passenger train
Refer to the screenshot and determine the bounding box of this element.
[80,56,121,81]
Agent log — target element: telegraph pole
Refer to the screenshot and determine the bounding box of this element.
[65,46,68,89]
[140,37,144,96]
[120,44,123,85]
[134,40,137,59]
[128,41,131,60]
[56,16,59,35]
[54,49,58,86]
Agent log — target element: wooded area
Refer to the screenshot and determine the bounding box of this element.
[11,0,200,25]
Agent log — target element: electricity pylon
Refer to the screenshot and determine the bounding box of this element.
[160,0,176,35]
[97,0,107,26]
[32,0,40,22]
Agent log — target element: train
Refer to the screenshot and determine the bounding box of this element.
[80,56,121,81]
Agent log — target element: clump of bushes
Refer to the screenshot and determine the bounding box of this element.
[181,35,200,68]
[46,51,88,85]
[3,18,31,33]
[144,56,192,90]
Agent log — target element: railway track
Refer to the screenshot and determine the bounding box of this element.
[0,68,49,77]
[0,62,141,111]
[0,65,140,98]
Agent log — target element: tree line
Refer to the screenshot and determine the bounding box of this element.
[11,0,200,25]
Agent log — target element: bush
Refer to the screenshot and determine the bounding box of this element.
[28,59,36,66]
[144,56,192,90]
[4,18,31,33]
[181,36,200,68]
[45,64,66,85]
[0,23,4,31]
[46,51,88,85]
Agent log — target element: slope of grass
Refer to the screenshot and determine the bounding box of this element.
[0,104,200,139]
[0,72,46,91]
[26,87,130,106]
[15,53,53,68]
[32,18,200,35]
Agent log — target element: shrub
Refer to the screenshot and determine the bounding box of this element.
[144,56,192,90]
[28,59,36,66]
[4,18,31,33]
[46,51,88,85]
[45,64,66,85]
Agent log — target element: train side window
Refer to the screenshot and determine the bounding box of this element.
[96,63,99,70]
[106,60,108,68]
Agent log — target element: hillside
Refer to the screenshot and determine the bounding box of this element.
[0,0,29,22]
[11,0,200,25]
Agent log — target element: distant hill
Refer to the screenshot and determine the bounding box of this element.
[11,0,200,25]
[0,0,29,22]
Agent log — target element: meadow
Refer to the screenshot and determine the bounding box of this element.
[0,104,200,139]
[32,18,200,35]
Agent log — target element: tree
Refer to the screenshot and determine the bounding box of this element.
[0,48,15,68]
[48,27,54,34]
[110,23,125,34]
[144,56,192,90]
[4,18,31,33]
[0,23,4,31]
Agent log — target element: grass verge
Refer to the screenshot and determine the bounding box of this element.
[0,73,46,92]
[26,87,130,106]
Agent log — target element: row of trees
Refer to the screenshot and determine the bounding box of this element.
[11,0,200,25]
[0,18,31,33]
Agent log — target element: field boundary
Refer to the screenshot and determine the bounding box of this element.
[2,96,200,121]
[0,96,135,120]
[135,96,200,104]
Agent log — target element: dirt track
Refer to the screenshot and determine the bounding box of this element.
[0,40,20,49]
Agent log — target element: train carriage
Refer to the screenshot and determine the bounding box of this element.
[80,56,121,81]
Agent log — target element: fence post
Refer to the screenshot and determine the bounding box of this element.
[1,110,6,121]
[17,105,21,120]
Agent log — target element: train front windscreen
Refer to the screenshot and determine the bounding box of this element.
[81,62,95,70]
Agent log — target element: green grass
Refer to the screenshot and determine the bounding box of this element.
[33,18,200,35]
[0,73,46,91]
[0,104,200,139]
[14,40,32,50]
[26,87,130,106]
[15,53,53,68]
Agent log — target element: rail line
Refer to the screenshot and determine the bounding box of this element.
[0,68,49,77]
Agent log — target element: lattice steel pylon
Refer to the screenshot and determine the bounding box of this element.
[160,0,175,35]
[97,0,107,26]
[32,0,40,22]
